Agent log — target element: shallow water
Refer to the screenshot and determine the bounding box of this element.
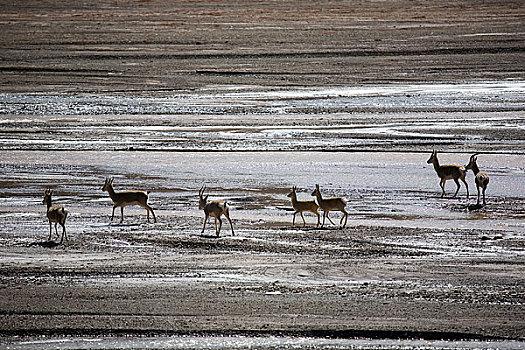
[1,82,525,115]
[1,150,523,233]
[0,82,524,152]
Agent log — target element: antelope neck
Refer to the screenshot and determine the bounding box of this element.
[106,185,117,198]
[432,158,440,172]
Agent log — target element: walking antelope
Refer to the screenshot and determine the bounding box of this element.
[311,184,348,228]
[101,177,156,223]
[42,189,69,244]
[199,185,234,237]
[465,154,490,205]
[287,186,320,227]
[427,150,469,198]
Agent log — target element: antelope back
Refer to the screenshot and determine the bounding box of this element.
[439,164,466,178]
[294,199,319,212]
[321,196,347,210]
[311,184,346,210]
[47,206,67,223]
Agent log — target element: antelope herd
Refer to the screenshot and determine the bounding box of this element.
[41,151,490,244]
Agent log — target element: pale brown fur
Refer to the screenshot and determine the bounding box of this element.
[199,185,234,237]
[427,150,469,198]
[287,186,320,227]
[42,189,68,244]
[311,184,348,228]
[465,154,490,205]
[102,178,156,223]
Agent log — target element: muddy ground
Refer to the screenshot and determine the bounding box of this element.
[0,0,524,93]
[0,0,524,347]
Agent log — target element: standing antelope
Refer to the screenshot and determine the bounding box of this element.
[42,189,69,244]
[465,153,490,205]
[287,186,320,227]
[199,185,234,237]
[427,150,469,199]
[102,177,156,223]
[311,184,348,228]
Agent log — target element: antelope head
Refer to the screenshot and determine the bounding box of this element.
[465,153,479,171]
[43,189,53,205]
[427,149,437,164]
[311,184,321,197]
[102,177,113,192]
[287,186,297,198]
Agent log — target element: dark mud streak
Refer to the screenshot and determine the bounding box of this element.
[0,67,112,73]
[27,46,525,61]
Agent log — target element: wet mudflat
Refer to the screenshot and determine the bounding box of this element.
[1,80,525,350]
[1,0,525,349]
[0,148,524,347]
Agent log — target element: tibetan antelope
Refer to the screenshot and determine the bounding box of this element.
[42,189,69,244]
[102,177,156,223]
[311,184,348,228]
[427,150,469,199]
[465,153,490,205]
[199,185,234,237]
[287,186,320,227]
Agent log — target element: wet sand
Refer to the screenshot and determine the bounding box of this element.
[1,0,525,348]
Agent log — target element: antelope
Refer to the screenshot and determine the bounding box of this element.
[311,184,348,228]
[42,189,69,244]
[101,177,156,223]
[427,150,469,199]
[199,185,234,237]
[287,186,320,227]
[465,153,490,205]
